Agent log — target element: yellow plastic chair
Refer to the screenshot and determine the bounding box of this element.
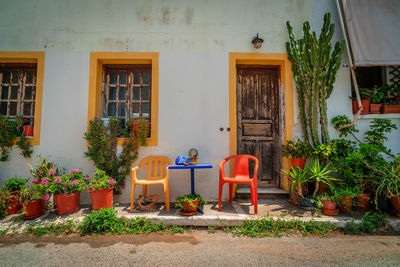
[130,156,172,212]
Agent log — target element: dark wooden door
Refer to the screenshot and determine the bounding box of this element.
[237,66,282,187]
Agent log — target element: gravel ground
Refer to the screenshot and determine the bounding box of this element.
[1,231,400,267]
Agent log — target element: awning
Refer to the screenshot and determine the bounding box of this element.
[337,0,400,66]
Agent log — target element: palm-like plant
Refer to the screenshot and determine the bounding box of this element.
[306,159,341,197]
[367,158,400,201]
[282,167,309,198]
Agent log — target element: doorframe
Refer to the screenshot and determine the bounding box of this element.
[229,52,294,190]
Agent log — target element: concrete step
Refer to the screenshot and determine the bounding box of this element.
[236,187,289,199]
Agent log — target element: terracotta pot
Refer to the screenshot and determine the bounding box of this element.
[137,194,158,211]
[390,195,400,215]
[382,105,400,114]
[370,104,382,114]
[356,194,371,211]
[23,199,44,220]
[352,99,370,114]
[322,200,336,210]
[7,191,21,215]
[23,126,34,137]
[182,200,199,213]
[291,158,306,169]
[89,187,114,210]
[339,196,352,214]
[321,207,339,216]
[55,192,80,215]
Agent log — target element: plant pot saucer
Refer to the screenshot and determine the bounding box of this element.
[179,209,197,216]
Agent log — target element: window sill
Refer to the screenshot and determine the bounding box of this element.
[357,114,400,120]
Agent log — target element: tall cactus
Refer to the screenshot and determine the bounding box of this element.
[286,13,345,146]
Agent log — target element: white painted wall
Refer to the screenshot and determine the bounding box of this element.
[0,0,398,203]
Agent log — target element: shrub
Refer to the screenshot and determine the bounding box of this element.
[81,208,121,234]
[5,177,28,192]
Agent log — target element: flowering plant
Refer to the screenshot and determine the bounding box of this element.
[27,155,61,183]
[19,183,48,204]
[47,169,88,195]
[88,169,116,191]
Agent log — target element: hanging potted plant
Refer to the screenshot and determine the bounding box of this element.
[282,166,309,206]
[282,140,312,169]
[175,193,205,216]
[4,177,28,214]
[88,169,116,210]
[48,169,88,215]
[19,182,49,219]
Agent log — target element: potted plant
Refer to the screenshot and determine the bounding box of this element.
[316,193,339,216]
[369,86,385,114]
[137,194,158,211]
[175,193,205,216]
[0,189,15,218]
[48,169,88,215]
[382,101,400,114]
[4,177,28,214]
[351,87,370,115]
[335,187,358,214]
[27,155,60,184]
[306,159,341,198]
[282,166,309,206]
[88,169,116,210]
[19,182,48,219]
[282,140,312,169]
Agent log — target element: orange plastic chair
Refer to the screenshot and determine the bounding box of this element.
[218,155,259,214]
[130,156,172,212]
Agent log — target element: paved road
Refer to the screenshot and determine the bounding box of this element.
[1,231,400,266]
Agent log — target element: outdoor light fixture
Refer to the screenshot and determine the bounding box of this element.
[252,33,264,49]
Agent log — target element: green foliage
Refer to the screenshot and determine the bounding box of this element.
[19,183,48,204]
[0,115,33,161]
[344,212,387,234]
[282,140,313,158]
[305,160,341,197]
[231,217,337,237]
[282,167,309,197]
[170,225,185,235]
[87,169,116,191]
[84,118,148,193]
[364,119,397,148]
[286,13,345,146]
[81,208,121,234]
[174,193,206,209]
[0,188,15,218]
[47,169,88,195]
[369,85,385,104]
[5,177,28,192]
[313,143,337,161]
[331,115,359,138]
[207,226,218,233]
[335,186,359,198]
[24,219,80,236]
[26,155,61,181]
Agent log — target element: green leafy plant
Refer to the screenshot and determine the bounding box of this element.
[19,183,49,205]
[0,188,15,218]
[81,208,121,234]
[26,155,61,182]
[282,140,313,159]
[47,169,88,195]
[174,193,206,209]
[344,211,387,234]
[364,119,397,147]
[282,167,309,198]
[87,169,116,191]
[5,177,28,192]
[84,117,148,193]
[286,13,345,146]
[331,115,359,139]
[15,115,33,158]
[305,160,341,197]
[369,85,385,104]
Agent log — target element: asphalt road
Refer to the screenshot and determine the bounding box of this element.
[1,231,400,267]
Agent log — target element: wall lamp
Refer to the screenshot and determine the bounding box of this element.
[252,33,264,49]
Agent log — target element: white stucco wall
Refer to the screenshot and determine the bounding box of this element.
[0,0,398,203]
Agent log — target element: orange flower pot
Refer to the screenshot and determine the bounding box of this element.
[89,187,114,210]
[339,196,352,214]
[291,158,306,169]
[370,104,382,114]
[352,100,370,114]
[23,126,34,137]
[7,191,21,215]
[182,200,199,213]
[322,200,336,210]
[23,199,44,220]
[356,194,371,211]
[55,192,80,215]
[382,105,400,114]
[391,195,400,215]
[321,207,339,216]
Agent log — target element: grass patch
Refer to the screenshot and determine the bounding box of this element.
[343,211,387,234]
[24,219,80,236]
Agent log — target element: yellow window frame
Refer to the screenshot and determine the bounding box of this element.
[88,52,159,146]
[0,51,45,146]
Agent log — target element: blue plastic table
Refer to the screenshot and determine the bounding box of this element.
[168,163,213,194]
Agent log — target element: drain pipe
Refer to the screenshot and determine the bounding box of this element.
[336,0,363,129]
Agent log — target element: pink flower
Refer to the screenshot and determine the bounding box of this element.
[41,179,48,184]
[31,178,38,183]
[70,169,79,173]
[62,186,66,190]
[38,171,43,175]
[54,178,62,183]
[85,176,90,180]
[42,194,50,200]
[71,180,79,185]
[108,178,116,184]
[121,185,126,189]
[49,170,56,175]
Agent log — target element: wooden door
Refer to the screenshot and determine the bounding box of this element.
[237,66,282,187]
